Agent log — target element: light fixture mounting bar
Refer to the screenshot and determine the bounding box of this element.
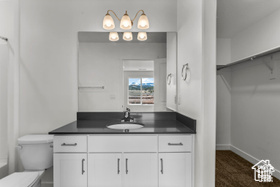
[131,10,145,22]
[107,10,121,21]
[0,36,8,41]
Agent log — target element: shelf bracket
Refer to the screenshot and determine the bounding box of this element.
[263,55,278,80]
[264,61,273,73]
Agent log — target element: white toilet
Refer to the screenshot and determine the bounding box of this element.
[0,134,53,187]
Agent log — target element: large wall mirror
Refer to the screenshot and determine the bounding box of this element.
[78,32,177,112]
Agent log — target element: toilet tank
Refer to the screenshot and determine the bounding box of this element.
[17,135,54,171]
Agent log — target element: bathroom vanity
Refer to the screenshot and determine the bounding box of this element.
[49,112,196,187]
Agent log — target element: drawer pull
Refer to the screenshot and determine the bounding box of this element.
[61,143,77,146]
[168,142,183,146]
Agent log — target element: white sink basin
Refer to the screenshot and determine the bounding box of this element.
[107,123,144,130]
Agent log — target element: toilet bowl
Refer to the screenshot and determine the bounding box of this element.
[0,135,53,187]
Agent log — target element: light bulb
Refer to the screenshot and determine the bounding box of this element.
[123,22,129,28]
[137,32,147,41]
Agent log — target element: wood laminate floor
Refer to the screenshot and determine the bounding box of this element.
[216,151,280,187]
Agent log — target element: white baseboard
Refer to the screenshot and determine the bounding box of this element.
[230,145,280,180]
[41,181,53,187]
[216,144,231,150]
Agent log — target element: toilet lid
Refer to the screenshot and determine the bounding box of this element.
[0,172,40,187]
[18,135,54,145]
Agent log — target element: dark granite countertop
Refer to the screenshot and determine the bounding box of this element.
[49,112,196,134]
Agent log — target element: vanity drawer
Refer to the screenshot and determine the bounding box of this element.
[159,135,192,152]
[88,135,157,152]
[54,136,87,153]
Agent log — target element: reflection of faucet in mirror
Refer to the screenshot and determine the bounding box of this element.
[121,108,134,122]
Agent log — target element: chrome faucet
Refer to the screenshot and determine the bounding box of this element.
[122,108,133,122]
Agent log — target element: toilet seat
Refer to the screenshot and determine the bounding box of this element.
[0,171,40,187]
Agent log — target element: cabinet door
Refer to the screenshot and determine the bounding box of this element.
[54,153,87,187]
[123,153,157,187]
[166,32,177,111]
[88,153,122,187]
[159,153,191,187]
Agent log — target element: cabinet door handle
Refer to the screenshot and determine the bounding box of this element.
[117,158,120,174]
[167,73,172,85]
[168,142,183,146]
[61,143,77,146]
[82,159,85,175]
[126,158,128,174]
[181,63,189,81]
[160,158,163,174]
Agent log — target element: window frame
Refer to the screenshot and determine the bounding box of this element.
[127,77,154,106]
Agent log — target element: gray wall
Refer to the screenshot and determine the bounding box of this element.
[231,53,280,176]
[217,52,280,179]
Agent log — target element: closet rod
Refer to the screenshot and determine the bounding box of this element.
[0,36,8,41]
[217,47,280,70]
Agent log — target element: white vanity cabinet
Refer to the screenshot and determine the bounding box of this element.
[159,135,192,187]
[54,154,87,187]
[53,134,194,187]
[88,153,122,187]
[88,135,158,187]
[159,153,191,187]
[53,136,88,187]
[88,153,157,187]
[122,153,158,187]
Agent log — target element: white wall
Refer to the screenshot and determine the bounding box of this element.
[231,53,280,178]
[216,68,231,148]
[201,0,217,185]
[231,8,280,62]
[216,38,231,148]
[19,0,176,185]
[0,44,8,179]
[78,42,166,112]
[0,44,9,161]
[177,0,216,186]
[0,0,20,176]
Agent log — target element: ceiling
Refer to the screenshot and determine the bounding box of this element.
[78,32,167,43]
[217,0,280,38]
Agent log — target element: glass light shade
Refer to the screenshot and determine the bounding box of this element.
[137,32,147,41]
[120,13,132,30]
[103,14,115,30]
[123,32,133,41]
[137,14,149,29]
[109,32,119,41]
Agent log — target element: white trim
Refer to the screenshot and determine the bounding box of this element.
[216,144,231,150]
[230,145,280,180]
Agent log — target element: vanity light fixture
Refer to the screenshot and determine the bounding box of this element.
[137,32,147,41]
[103,10,150,30]
[123,32,133,41]
[109,32,119,41]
